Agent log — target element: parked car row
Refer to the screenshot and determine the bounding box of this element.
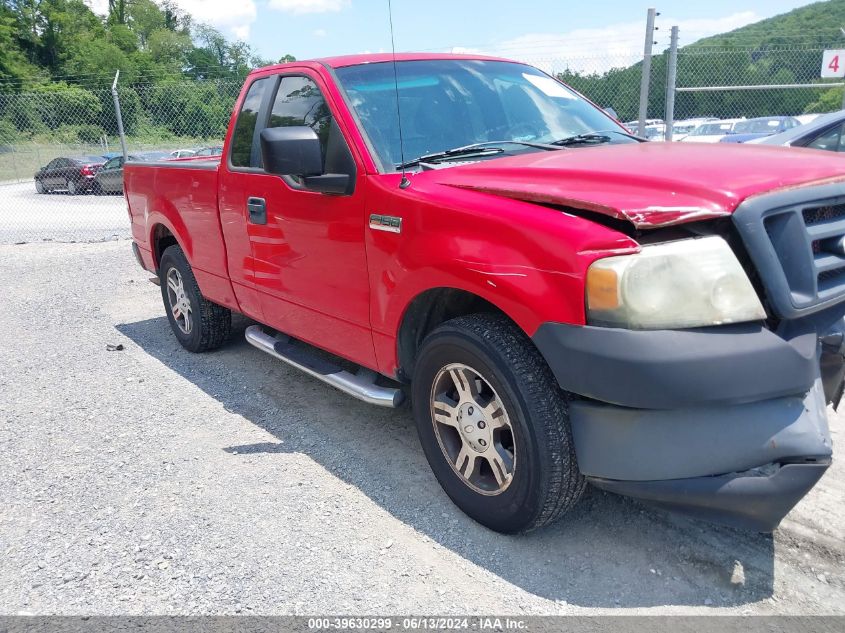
[33,145,223,195]
[752,110,845,152]
[624,110,845,151]
[624,116,806,143]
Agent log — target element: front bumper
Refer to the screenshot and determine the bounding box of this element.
[588,460,830,532]
[532,322,838,531]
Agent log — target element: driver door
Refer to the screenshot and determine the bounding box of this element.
[219,70,375,368]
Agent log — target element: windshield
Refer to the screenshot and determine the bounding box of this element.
[691,122,735,136]
[335,59,628,171]
[733,118,783,134]
[74,155,106,164]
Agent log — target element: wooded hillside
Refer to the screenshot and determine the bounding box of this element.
[559,0,845,121]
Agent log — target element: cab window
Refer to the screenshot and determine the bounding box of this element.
[266,76,333,166]
[230,77,271,167]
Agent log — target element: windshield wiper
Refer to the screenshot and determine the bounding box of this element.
[551,133,613,147]
[551,129,644,146]
[395,140,561,170]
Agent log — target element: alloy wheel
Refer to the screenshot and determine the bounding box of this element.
[429,363,516,495]
[165,267,193,335]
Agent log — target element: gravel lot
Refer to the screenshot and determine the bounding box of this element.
[0,182,129,244]
[0,237,844,615]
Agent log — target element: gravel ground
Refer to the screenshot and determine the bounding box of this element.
[0,182,129,244]
[0,239,844,615]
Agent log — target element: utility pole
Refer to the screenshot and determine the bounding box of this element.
[111,70,128,162]
[637,7,658,136]
[664,25,679,142]
[841,27,845,109]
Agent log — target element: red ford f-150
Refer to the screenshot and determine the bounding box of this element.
[126,53,845,534]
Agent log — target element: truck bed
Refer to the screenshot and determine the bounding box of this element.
[124,158,239,312]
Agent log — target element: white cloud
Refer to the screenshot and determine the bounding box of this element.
[450,11,760,75]
[85,0,257,41]
[313,28,328,37]
[269,0,350,14]
[85,0,109,15]
[178,0,257,40]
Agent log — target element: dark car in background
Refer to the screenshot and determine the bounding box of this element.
[93,151,169,194]
[719,116,801,144]
[194,146,224,157]
[34,155,106,194]
[752,110,845,153]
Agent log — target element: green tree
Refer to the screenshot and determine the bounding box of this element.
[126,0,165,48]
[107,0,129,25]
[0,4,39,90]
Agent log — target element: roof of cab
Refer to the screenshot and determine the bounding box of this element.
[252,52,512,75]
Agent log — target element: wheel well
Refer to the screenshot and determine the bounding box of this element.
[152,225,178,272]
[396,288,508,382]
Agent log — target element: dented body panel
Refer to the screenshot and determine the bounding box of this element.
[428,142,845,228]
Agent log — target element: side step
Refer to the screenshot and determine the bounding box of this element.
[245,325,404,408]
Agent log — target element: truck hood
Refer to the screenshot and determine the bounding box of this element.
[428,142,845,228]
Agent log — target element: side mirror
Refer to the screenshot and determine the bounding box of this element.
[260,126,323,177]
[259,126,351,195]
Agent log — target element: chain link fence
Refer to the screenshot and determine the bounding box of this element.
[0,80,240,243]
[672,46,844,135]
[1,45,844,243]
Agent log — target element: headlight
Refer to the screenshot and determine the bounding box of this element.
[586,236,766,329]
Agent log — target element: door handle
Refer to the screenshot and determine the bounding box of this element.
[247,197,267,225]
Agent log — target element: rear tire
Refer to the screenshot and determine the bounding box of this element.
[159,245,232,353]
[66,178,77,195]
[92,182,103,195]
[412,313,586,534]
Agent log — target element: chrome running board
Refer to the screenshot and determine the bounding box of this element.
[245,325,404,408]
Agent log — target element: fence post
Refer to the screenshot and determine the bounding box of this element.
[10,146,20,184]
[637,7,658,135]
[111,70,128,161]
[664,25,679,142]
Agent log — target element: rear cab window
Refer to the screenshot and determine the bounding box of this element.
[230,77,271,168]
[267,76,334,168]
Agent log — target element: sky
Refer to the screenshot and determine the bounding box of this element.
[88,0,823,71]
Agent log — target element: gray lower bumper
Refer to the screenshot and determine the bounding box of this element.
[532,321,840,531]
[570,380,832,482]
[572,383,832,532]
[589,460,830,532]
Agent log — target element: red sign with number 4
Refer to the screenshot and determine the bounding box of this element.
[822,50,845,78]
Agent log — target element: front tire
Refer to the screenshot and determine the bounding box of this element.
[412,314,585,534]
[159,245,232,352]
[35,179,46,194]
[66,178,77,195]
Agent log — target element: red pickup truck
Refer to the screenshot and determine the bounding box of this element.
[126,53,844,534]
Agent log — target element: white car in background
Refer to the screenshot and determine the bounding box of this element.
[795,114,823,126]
[623,118,663,136]
[680,118,745,143]
[672,117,718,141]
[643,123,666,141]
[168,148,199,159]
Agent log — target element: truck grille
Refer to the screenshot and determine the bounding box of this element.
[733,186,845,320]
